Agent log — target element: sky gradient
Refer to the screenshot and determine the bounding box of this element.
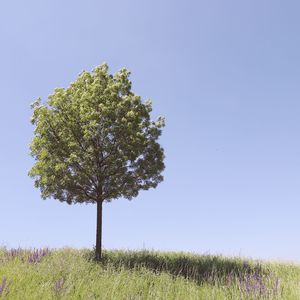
[1,0,300,261]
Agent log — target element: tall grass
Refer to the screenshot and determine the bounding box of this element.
[0,248,299,299]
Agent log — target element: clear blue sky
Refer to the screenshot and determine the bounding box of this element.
[1,0,300,261]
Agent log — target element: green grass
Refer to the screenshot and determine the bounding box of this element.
[0,248,299,299]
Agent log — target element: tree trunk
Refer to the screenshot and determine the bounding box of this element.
[95,200,103,260]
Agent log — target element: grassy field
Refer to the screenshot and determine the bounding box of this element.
[0,248,299,299]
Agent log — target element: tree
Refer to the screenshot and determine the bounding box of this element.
[29,64,165,260]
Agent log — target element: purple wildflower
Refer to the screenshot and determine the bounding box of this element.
[5,248,22,259]
[54,278,65,294]
[274,277,280,294]
[243,260,250,270]
[244,277,251,294]
[0,277,11,298]
[9,249,18,257]
[0,277,7,296]
[28,249,49,264]
[226,273,233,286]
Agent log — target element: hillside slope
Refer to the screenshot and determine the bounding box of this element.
[0,248,299,299]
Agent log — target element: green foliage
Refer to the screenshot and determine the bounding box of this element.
[1,248,300,299]
[29,64,165,204]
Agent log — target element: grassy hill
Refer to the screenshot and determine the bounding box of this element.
[0,248,299,299]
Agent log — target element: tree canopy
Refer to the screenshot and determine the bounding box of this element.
[29,64,165,204]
